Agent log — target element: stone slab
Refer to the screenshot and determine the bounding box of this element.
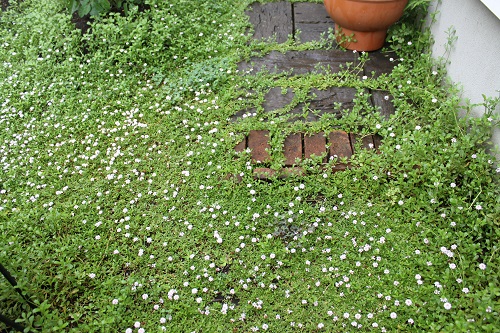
[263,87,295,112]
[293,2,333,43]
[364,50,398,77]
[246,2,293,44]
[307,87,357,119]
[371,90,395,120]
[238,50,358,75]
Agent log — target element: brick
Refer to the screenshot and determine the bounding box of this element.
[253,167,276,180]
[248,130,271,163]
[350,133,375,153]
[223,173,243,183]
[362,135,375,150]
[283,133,302,166]
[304,132,326,161]
[328,130,352,159]
[332,164,350,173]
[253,167,305,180]
[234,138,247,153]
[280,167,305,178]
[373,134,383,150]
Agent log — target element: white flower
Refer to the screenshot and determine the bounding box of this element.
[390,312,397,319]
[443,302,452,310]
[479,263,487,270]
[89,273,96,279]
[112,299,119,305]
[405,299,412,306]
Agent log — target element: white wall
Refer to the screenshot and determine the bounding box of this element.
[428,0,500,154]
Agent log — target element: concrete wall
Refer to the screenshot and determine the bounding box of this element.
[427,0,500,154]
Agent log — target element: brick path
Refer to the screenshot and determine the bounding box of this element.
[234,2,396,179]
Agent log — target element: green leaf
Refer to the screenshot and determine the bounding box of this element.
[90,0,111,16]
[69,0,79,13]
[77,0,91,17]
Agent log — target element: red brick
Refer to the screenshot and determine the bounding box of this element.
[234,138,247,153]
[253,167,276,180]
[280,167,305,178]
[224,173,243,183]
[283,133,302,166]
[248,130,271,163]
[363,135,375,150]
[332,164,350,173]
[253,167,305,180]
[304,132,326,161]
[328,130,352,159]
[349,133,375,153]
[373,134,383,150]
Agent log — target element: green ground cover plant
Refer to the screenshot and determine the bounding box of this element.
[0,0,499,332]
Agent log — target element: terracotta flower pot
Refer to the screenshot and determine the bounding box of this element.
[323,0,408,51]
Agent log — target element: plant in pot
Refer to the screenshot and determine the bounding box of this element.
[323,0,409,51]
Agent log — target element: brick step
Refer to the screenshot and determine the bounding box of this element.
[235,130,381,178]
